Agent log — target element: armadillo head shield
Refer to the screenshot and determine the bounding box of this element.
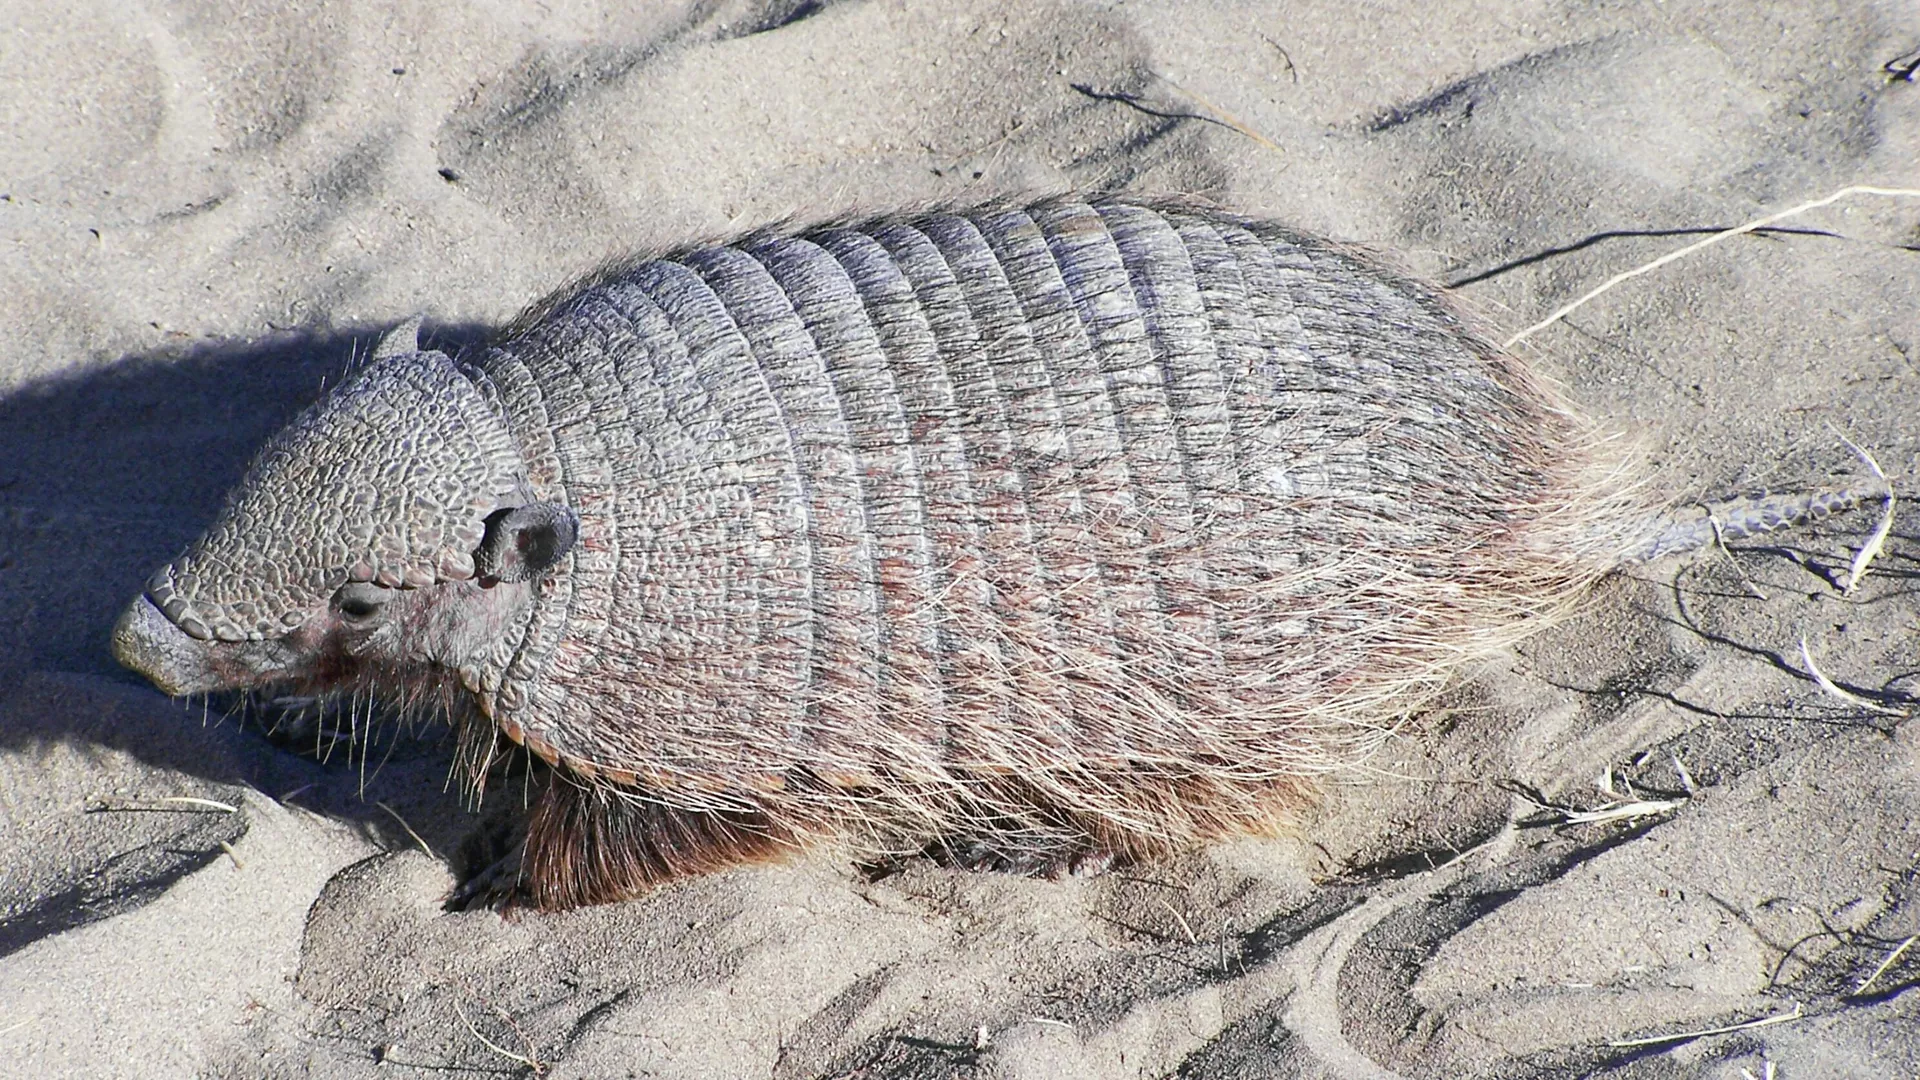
[145,330,527,643]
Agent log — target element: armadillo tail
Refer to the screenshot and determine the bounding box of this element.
[1628,485,1889,563]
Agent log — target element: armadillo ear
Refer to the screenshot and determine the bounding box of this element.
[474,503,578,583]
[374,316,425,360]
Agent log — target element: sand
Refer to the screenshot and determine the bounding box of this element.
[2,0,1917,1076]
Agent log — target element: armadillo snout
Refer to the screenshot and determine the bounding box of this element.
[111,594,229,697]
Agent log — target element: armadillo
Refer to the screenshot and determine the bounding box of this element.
[110,195,1868,909]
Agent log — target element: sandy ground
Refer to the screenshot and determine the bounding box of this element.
[3,1,1919,1076]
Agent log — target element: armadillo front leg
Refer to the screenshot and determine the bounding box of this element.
[447,805,531,911]
[516,772,799,909]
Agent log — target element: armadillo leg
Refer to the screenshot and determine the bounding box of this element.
[446,811,528,911]
[519,774,798,910]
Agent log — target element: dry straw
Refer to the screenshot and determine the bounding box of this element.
[375,800,440,860]
[1799,637,1908,717]
[160,795,239,813]
[450,996,544,1075]
[1607,1004,1804,1049]
[1854,933,1917,996]
[1833,436,1896,596]
[1505,185,1920,347]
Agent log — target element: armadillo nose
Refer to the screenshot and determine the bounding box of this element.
[111,593,221,697]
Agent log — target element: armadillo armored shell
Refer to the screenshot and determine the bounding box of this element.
[473,196,1644,870]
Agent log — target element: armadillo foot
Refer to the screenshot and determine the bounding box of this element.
[447,848,526,911]
[446,808,531,911]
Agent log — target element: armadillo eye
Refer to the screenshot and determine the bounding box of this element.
[332,583,391,622]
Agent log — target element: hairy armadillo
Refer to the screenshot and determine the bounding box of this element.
[110,195,1868,910]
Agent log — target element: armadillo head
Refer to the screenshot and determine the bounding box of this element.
[111,322,576,705]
